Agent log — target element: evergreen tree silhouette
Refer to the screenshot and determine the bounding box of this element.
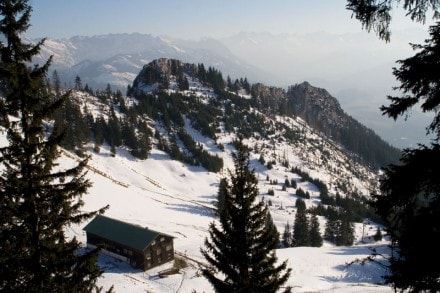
[0,1,110,291]
[201,139,291,292]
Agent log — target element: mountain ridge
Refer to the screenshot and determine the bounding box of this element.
[128,58,400,169]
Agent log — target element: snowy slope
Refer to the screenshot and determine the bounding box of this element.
[1,83,393,292]
[59,139,391,292]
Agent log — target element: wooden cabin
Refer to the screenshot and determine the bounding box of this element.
[83,215,174,271]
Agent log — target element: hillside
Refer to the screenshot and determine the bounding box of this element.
[1,58,396,292]
[287,82,401,168]
[55,139,391,292]
[127,58,400,169]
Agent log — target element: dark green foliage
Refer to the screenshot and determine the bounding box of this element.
[120,118,151,159]
[338,212,355,246]
[178,73,189,91]
[324,217,338,244]
[382,23,440,138]
[295,198,306,212]
[290,178,297,189]
[295,187,310,199]
[293,205,309,247]
[206,66,225,93]
[129,89,222,168]
[177,129,223,172]
[309,214,323,247]
[105,106,122,148]
[121,118,138,150]
[0,1,110,291]
[282,222,293,248]
[259,154,266,165]
[290,200,323,248]
[373,227,382,242]
[287,84,401,169]
[187,96,222,140]
[373,144,440,291]
[324,210,355,246]
[74,75,82,90]
[338,117,401,168]
[201,140,291,292]
[355,19,440,290]
[346,0,440,42]
[127,58,403,172]
[216,178,228,217]
[314,186,377,224]
[266,161,274,170]
[93,115,106,147]
[53,96,90,150]
[291,167,327,195]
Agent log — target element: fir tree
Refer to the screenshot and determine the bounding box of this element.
[53,97,90,151]
[346,0,439,42]
[347,3,440,288]
[295,198,306,212]
[324,217,338,244]
[201,139,291,292]
[216,178,228,217]
[0,1,110,291]
[282,222,293,248]
[323,210,354,246]
[309,214,323,247]
[74,75,82,90]
[337,212,355,246]
[293,202,309,247]
[373,227,382,242]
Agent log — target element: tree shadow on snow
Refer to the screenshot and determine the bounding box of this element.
[166,203,216,218]
[97,250,143,274]
[322,260,388,285]
[328,244,389,256]
[322,244,390,285]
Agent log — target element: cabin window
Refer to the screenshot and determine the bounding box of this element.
[146,253,151,260]
[151,240,156,246]
[160,237,165,242]
[156,249,162,255]
[165,244,172,251]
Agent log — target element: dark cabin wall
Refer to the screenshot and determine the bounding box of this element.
[86,233,145,268]
[143,235,174,270]
[86,232,174,271]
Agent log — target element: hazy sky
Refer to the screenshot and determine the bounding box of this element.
[27,0,428,40]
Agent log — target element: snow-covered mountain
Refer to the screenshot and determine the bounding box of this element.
[33,33,268,91]
[31,31,433,148]
[220,30,434,149]
[74,59,395,291]
[1,57,397,292]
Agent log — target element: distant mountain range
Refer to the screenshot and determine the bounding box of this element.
[33,33,268,92]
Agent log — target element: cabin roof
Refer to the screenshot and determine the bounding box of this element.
[83,215,172,251]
